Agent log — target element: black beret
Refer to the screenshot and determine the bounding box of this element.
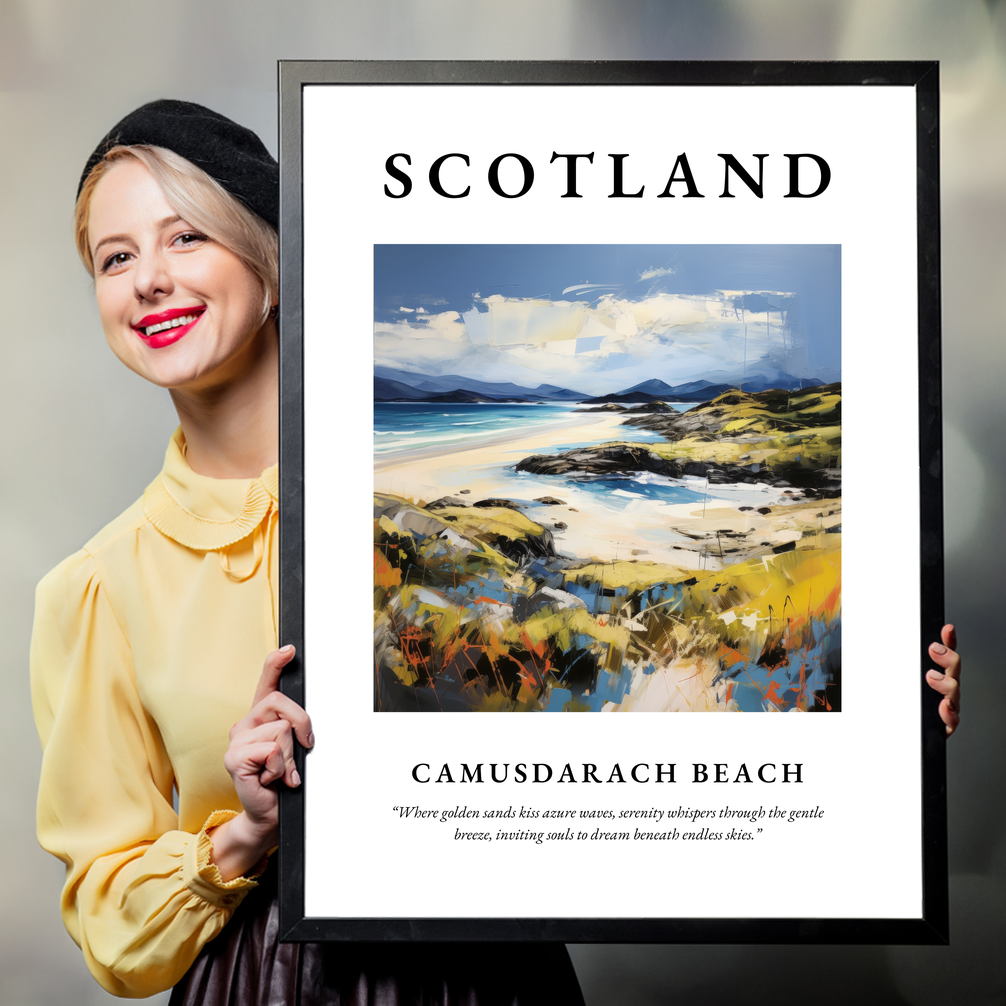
[78,99,278,228]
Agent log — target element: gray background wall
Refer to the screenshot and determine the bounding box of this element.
[1,2,1003,1003]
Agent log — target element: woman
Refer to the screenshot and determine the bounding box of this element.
[31,100,586,1003]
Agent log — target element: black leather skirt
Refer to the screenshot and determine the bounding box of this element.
[169,869,585,1006]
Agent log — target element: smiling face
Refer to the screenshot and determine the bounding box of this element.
[87,158,272,392]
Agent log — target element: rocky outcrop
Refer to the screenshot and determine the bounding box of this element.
[623,384,842,441]
[425,495,471,509]
[515,445,841,496]
[622,402,678,414]
[574,403,627,413]
[517,445,670,477]
[472,497,524,510]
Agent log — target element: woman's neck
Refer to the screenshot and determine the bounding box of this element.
[169,320,280,479]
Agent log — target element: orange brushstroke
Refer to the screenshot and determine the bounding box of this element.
[374,547,402,588]
[764,678,785,707]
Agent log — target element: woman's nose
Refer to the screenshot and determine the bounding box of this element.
[133,249,173,302]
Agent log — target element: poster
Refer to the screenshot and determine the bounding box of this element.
[278,62,945,942]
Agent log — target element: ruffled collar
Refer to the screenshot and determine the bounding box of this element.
[143,428,278,551]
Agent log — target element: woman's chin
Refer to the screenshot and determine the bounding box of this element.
[109,322,273,395]
[122,353,219,392]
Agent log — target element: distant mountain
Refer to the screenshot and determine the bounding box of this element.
[583,373,824,405]
[621,379,678,397]
[374,367,586,403]
[375,366,825,406]
[422,390,530,404]
[374,377,433,401]
[531,384,587,401]
[669,379,719,394]
[584,379,734,404]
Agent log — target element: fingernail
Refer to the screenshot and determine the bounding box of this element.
[280,644,295,654]
[928,670,944,679]
[306,732,315,748]
[931,643,947,654]
[292,768,301,787]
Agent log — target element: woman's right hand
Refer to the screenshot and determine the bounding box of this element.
[209,645,314,881]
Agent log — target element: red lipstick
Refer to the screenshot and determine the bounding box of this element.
[132,306,205,349]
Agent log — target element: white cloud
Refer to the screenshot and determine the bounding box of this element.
[560,282,620,295]
[374,291,803,394]
[638,266,676,281]
[373,312,473,372]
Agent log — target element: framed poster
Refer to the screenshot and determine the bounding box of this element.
[277,61,946,943]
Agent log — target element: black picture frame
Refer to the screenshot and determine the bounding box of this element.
[277,60,945,944]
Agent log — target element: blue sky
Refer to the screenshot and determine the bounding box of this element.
[374,245,840,396]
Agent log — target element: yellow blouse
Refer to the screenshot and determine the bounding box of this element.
[31,429,279,998]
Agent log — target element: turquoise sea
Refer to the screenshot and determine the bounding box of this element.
[372,401,734,512]
[373,401,693,456]
[373,402,581,456]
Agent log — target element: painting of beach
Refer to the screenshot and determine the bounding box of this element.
[374,245,841,713]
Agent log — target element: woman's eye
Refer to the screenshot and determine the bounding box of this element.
[173,231,208,248]
[101,251,131,273]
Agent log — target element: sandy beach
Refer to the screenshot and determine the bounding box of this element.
[374,413,838,570]
[374,412,626,475]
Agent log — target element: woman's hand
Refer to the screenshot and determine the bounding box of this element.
[209,645,314,881]
[926,624,961,738]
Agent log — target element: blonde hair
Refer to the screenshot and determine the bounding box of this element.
[75,145,278,323]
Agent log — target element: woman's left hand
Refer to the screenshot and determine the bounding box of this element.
[926,624,961,737]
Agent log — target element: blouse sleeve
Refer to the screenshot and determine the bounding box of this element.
[30,549,262,998]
